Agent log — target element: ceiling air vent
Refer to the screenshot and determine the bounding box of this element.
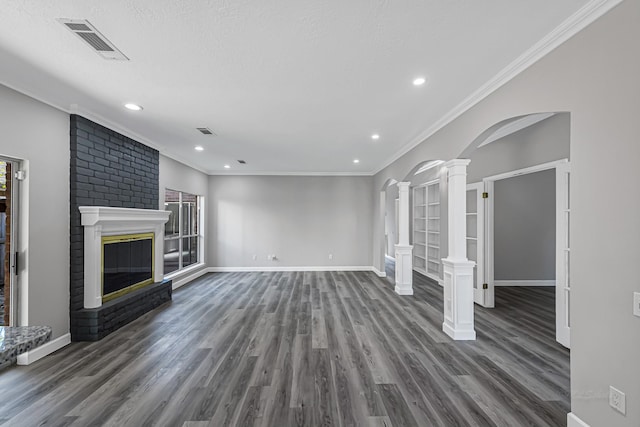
[58,19,129,60]
[237,160,246,164]
[197,128,216,136]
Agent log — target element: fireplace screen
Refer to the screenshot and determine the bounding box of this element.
[102,233,154,302]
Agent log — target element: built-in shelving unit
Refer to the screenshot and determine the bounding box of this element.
[413,180,441,281]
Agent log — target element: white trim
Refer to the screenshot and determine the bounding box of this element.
[208,266,375,273]
[567,413,591,427]
[384,255,395,261]
[494,280,555,287]
[166,263,209,290]
[372,267,387,277]
[482,159,568,182]
[373,0,622,175]
[16,333,71,366]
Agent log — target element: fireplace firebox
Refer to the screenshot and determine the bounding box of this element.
[102,233,154,302]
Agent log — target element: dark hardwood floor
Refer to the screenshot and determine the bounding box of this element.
[0,270,569,426]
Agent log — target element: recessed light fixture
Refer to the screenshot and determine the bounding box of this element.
[124,103,143,111]
[194,146,204,151]
[413,77,427,86]
[224,164,231,169]
[353,159,360,164]
[371,134,380,140]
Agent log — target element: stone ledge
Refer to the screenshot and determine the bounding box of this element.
[0,326,52,370]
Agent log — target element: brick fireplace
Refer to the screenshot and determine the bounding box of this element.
[70,115,172,341]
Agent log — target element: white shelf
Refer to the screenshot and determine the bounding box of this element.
[466,212,477,216]
[414,180,441,280]
[466,237,478,241]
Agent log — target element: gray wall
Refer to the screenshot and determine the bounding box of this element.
[158,155,208,209]
[467,113,570,183]
[0,84,70,340]
[208,175,373,268]
[494,169,555,281]
[372,2,640,425]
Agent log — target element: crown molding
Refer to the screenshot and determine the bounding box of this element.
[372,0,624,175]
[207,170,373,177]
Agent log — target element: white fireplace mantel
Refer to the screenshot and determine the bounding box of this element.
[79,206,171,309]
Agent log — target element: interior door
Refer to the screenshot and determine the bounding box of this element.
[466,183,486,306]
[555,162,571,348]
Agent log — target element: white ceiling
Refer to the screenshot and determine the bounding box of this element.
[0,0,592,175]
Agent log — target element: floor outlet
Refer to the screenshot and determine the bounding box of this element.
[609,386,626,415]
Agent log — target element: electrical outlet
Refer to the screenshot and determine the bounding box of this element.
[329,253,333,260]
[609,386,626,415]
[634,292,640,317]
[252,254,257,261]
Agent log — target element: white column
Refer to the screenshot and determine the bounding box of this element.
[442,159,476,340]
[394,182,413,295]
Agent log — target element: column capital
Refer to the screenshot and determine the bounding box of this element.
[397,181,411,189]
[444,158,471,169]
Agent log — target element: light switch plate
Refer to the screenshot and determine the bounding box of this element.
[634,292,640,317]
[609,386,626,415]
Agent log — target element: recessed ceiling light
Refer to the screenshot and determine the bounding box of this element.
[371,134,380,140]
[224,164,231,169]
[353,159,360,164]
[413,77,427,86]
[194,146,204,151]
[124,103,143,111]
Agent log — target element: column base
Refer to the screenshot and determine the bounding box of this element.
[442,321,476,340]
[394,285,413,296]
[442,257,476,341]
[394,244,413,296]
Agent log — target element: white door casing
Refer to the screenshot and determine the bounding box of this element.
[467,182,486,306]
[482,159,570,348]
[555,162,571,348]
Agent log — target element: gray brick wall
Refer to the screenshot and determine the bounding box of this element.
[69,115,163,341]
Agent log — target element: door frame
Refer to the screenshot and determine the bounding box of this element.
[467,182,487,306]
[482,159,570,346]
[1,157,22,326]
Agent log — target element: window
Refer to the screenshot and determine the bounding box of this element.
[164,189,202,275]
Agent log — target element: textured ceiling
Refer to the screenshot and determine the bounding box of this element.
[0,0,589,174]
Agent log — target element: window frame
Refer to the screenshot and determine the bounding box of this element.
[163,189,204,276]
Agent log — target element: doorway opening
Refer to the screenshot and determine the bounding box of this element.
[0,159,18,327]
[468,159,571,348]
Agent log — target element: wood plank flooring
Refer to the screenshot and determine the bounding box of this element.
[0,271,569,426]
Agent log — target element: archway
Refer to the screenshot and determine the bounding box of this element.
[458,111,571,348]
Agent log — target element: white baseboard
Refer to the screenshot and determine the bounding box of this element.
[208,266,374,273]
[567,412,590,427]
[494,280,555,287]
[17,333,71,366]
[167,265,209,290]
[372,266,387,277]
